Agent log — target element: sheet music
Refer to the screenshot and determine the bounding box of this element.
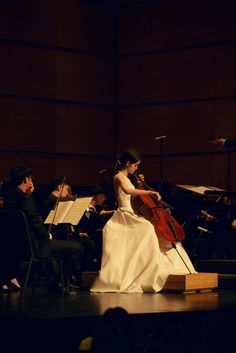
[44,200,74,225]
[62,197,93,225]
[44,197,93,225]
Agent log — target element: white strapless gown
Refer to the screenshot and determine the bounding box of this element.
[90,173,196,293]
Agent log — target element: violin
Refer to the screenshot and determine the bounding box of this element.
[131,173,185,247]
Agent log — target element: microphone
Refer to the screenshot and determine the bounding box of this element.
[197,226,213,234]
[98,168,107,175]
[154,135,167,140]
[207,138,225,146]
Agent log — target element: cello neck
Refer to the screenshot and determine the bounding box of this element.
[133,172,148,188]
[133,172,174,210]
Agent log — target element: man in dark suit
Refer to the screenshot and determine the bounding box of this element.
[3,163,85,293]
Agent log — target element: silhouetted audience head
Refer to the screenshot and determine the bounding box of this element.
[79,307,133,353]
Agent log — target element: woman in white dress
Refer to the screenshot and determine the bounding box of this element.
[90,149,196,293]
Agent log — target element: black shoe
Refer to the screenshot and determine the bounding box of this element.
[49,281,65,295]
[70,274,81,287]
[50,282,79,295]
[64,287,79,295]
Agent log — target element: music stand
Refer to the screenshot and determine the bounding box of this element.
[203,190,236,197]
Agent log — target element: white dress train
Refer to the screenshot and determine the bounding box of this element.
[90,173,196,293]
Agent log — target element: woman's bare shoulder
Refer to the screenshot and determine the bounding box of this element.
[114,172,121,181]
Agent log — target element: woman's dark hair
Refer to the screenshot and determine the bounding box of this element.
[9,164,32,187]
[115,149,141,173]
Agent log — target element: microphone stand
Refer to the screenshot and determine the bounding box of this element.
[225,146,233,227]
[154,135,167,184]
[226,146,231,192]
[154,138,193,274]
[166,212,192,274]
[160,138,164,184]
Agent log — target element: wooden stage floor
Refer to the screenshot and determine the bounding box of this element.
[1,288,235,319]
[1,288,236,353]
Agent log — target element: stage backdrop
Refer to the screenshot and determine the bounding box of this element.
[0,0,235,191]
[116,0,236,191]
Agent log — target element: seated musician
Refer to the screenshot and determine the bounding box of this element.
[3,164,85,293]
[198,197,236,259]
[1,182,21,292]
[79,186,115,270]
[42,175,96,273]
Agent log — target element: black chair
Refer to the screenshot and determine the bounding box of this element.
[0,210,64,298]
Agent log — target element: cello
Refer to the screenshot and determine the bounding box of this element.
[131,173,192,273]
[131,173,185,247]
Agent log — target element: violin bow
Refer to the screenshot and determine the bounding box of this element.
[48,176,66,235]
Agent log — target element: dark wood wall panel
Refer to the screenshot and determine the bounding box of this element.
[118,0,236,54]
[116,99,236,155]
[0,153,115,187]
[0,1,115,186]
[116,0,236,193]
[0,97,114,182]
[1,0,235,191]
[0,43,57,98]
[117,45,236,105]
[0,43,113,104]
[57,53,113,103]
[0,98,114,154]
[55,1,113,52]
[118,3,151,54]
[142,153,236,191]
[0,98,56,152]
[53,156,114,187]
[55,106,114,155]
[0,0,113,53]
[0,153,57,185]
[0,152,113,187]
[116,99,236,190]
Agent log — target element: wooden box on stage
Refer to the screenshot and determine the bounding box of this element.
[163,272,218,293]
[82,271,98,289]
[82,272,218,292]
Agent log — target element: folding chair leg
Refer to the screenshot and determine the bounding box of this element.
[20,258,34,299]
[58,259,64,296]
